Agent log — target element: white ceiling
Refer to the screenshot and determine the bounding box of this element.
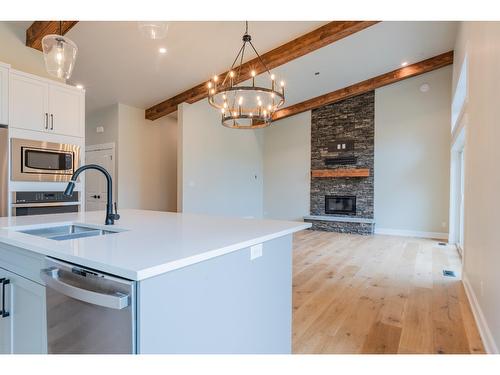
[64,21,457,115]
[65,21,325,113]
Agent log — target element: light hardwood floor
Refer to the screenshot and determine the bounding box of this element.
[292,230,485,354]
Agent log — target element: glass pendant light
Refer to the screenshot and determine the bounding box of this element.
[138,21,169,40]
[42,21,78,80]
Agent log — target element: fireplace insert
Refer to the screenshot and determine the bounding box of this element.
[325,195,356,215]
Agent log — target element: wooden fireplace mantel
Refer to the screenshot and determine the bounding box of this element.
[311,168,370,178]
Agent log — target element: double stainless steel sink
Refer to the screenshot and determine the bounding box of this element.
[19,224,120,241]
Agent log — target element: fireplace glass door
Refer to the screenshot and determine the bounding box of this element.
[325,195,356,215]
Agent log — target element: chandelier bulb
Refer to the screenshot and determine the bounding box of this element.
[206,22,285,129]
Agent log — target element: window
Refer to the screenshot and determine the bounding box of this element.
[451,56,468,132]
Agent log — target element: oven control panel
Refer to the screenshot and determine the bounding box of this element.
[13,191,79,204]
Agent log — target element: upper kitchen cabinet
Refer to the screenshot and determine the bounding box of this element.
[0,63,9,125]
[9,70,84,138]
[9,71,49,133]
[49,84,85,138]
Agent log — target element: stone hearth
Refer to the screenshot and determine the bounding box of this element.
[306,91,375,235]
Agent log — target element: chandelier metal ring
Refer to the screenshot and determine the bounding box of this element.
[207,21,286,129]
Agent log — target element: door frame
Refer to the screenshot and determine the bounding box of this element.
[449,124,466,257]
[85,142,116,210]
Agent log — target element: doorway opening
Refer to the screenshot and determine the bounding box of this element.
[85,143,116,212]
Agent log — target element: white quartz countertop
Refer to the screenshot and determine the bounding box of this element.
[0,209,310,281]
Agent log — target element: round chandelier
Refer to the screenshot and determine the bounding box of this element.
[42,21,78,80]
[207,22,285,129]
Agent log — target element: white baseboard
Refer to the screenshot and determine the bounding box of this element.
[374,227,448,240]
[462,274,499,354]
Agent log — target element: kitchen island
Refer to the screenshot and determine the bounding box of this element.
[0,209,310,354]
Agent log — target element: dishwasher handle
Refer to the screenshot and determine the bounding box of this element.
[40,268,129,310]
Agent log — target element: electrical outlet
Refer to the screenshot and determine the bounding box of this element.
[250,244,263,260]
[441,221,447,228]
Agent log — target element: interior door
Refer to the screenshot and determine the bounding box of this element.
[49,84,83,137]
[85,146,115,212]
[10,73,49,132]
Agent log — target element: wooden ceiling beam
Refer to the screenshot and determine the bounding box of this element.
[145,21,380,121]
[26,21,79,51]
[271,50,454,122]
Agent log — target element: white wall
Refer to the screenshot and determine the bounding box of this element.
[117,104,177,212]
[178,100,263,218]
[263,111,311,221]
[86,103,177,212]
[260,69,451,231]
[0,22,63,81]
[452,22,500,354]
[374,66,452,237]
[85,103,119,146]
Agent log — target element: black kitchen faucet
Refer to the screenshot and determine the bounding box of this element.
[64,164,120,225]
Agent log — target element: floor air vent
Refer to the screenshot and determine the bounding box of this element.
[443,270,456,277]
[438,242,447,246]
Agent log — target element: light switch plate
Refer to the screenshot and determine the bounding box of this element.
[250,244,263,260]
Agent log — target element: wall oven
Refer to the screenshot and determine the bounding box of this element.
[11,191,80,217]
[11,138,80,182]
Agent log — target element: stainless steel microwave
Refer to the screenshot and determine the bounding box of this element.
[11,138,80,182]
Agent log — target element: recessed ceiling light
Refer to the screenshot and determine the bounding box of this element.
[401,61,409,67]
[159,47,167,54]
[420,83,430,93]
[76,84,84,90]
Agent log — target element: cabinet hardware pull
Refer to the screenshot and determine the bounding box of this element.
[45,113,49,130]
[50,114,54,130]
[1,278,10,318]
[0,278,4,317]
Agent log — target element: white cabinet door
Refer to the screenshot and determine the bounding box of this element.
[0,268,47,354]
[49,84,84,138]
[0,66,8,125]
[0,269,12,354]
[9,73,49,133]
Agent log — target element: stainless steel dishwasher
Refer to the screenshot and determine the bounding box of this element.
[40,257,136,354]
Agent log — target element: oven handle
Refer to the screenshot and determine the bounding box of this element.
[11,202,80,208]
[40,268,130,310]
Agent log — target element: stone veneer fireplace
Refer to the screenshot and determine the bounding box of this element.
[304,91,375,234]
